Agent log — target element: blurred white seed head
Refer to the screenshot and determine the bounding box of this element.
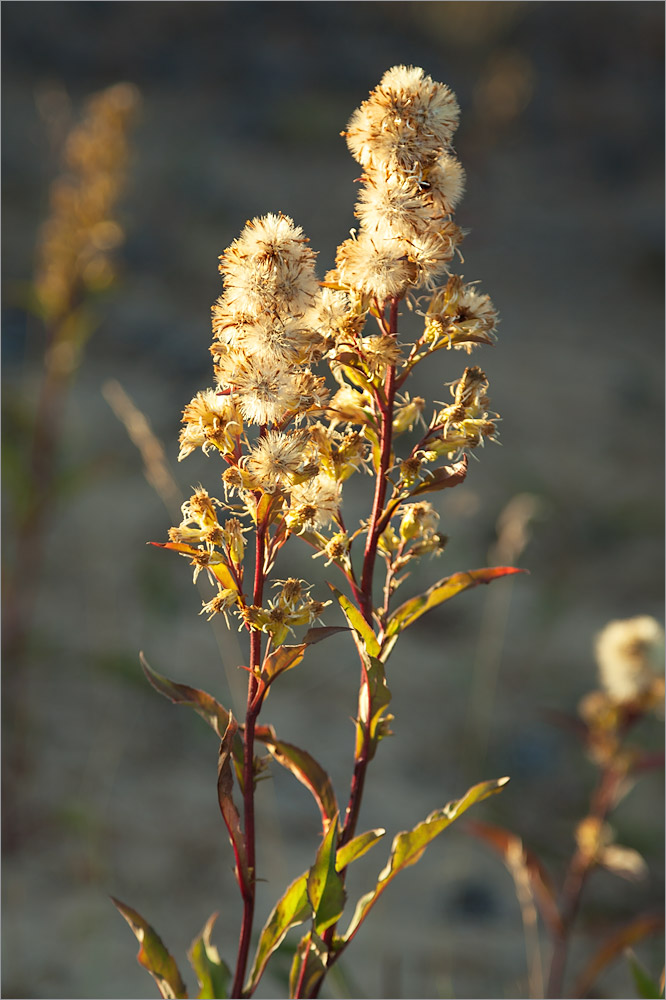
[595,616,665,703]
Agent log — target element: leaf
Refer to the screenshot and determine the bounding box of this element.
[574,912,665,998]
[289,931,328,1000]
[111,897,188,999]
[409,456,468,496]
[245,828,386,995]
[188,913,231,999]
[385,567,527,638]
[465,820,562,936]
[150,542,236,590]
[343,777,509,945]
[245,873,311,995]
[302,625,350,646]
[260,737,338,833]
[335,829,386,872]
[260,643,307,685]
[627,951,665,1000]
[357,655,393,760]
[140,653,234,743]
[217,716,250,892]
[307,815,346,935]
[328,585,379,657]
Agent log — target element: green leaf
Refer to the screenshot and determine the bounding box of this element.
[111,897,188,999]
[335,829,386,872]
[188,913,230,999]
[307,815,346,936]
[258,736,338,833]
[385,567,527,638]
[343,777,509,945]
[627,952,664,1000]
[244,828,386,995]
[357,656,393,761]
[217,716,250,892]
[245,874,311,995]
[289,931,328,1000]
[409,456,468,496]
[260,644,307,686]
[328,585,379,658]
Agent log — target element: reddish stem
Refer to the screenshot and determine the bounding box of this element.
[231,511,267,999]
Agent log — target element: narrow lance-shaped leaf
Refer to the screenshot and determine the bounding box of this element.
[385,567,527,639]
[408,456,468,497]
[343,777,510,945]
[244,873,310,995]
[111,897,188,999]
[627,952,665,1000]
[149,542,237,591]
[466,819,562,936]
[258,736,338,834]
[328,584,379,658]
[187,912,231,1000]
[140,653,236,743]
[217,716,250,892]
[245,829,386,995]
[307,814,346,936]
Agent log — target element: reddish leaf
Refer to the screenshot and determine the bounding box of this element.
[217,716,250,893]
[409,456,468,496]
[257,735,338,833]
[466,819,562,936]
[574,912,665,998]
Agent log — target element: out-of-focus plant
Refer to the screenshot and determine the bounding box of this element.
[2,82,139,842]
[470,615,665,999]
[114,67,525,999]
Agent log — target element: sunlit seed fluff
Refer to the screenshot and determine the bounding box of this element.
[425,153,466,215]
[286,473,341,532]
[345,65,460,172]
[217,353,299,425]
[336,232,416,302]
[219,213,319,318]
[178,388,242,460]
[404,222,462,288]
[246,431,307,493]
[595,616,665,704]
[355,173,435,239]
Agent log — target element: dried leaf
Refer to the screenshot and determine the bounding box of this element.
[111,897,188,999]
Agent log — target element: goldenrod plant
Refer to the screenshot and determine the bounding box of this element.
[469,616,665,1000]
[114,66,524,1000]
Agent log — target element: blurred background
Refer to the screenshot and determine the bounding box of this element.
[2,3,664,998]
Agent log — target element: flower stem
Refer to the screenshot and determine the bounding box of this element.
[231,512,267,999]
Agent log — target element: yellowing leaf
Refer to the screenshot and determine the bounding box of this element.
[244,874,310,994]
[385,567,527,638]
[343,777,509,945]
[329,585,379,658]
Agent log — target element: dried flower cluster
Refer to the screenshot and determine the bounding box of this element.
[35,82,139,324]
[134,66,518,1000]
